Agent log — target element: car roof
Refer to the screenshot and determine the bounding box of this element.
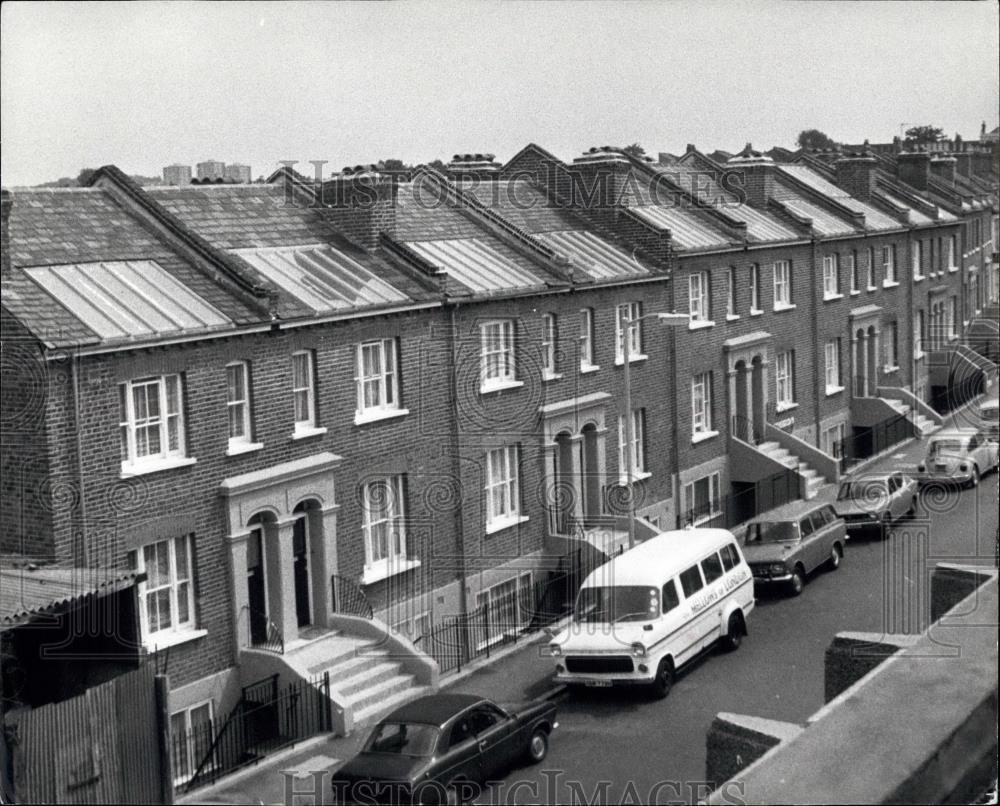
[381,693,487,726]
[745,498,833,524]
[929,429,977,440]
[581,529,737,588]
[979,400,998,411]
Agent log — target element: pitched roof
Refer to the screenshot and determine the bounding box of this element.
[463,179,583,233]
[777,165,903,231]
[628,204,733,250]
[534,230,649,280]
[403,238,543,294]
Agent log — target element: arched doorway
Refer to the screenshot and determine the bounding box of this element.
[246,512,274,646]
[552,430,578,533]
[750,355,766,439]
[581,423,601,526]
[866,325,878,394]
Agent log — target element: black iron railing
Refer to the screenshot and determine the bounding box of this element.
[835,414,913,474]
[731,414,761,445]
[240,605,284,655]
[682,468,799,530]
[331,574,374,619]
[182,672,331,793]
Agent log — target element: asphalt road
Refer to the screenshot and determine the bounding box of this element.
[476,439,999,805]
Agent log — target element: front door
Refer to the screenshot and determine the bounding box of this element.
[247,528,267,645]
[293,515,311,628]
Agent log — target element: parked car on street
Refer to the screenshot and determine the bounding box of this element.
[833,472,918,537]
[330,693,556,805]
[741,500,846,596]
[974,398,999,440]
[914,429,1000,488]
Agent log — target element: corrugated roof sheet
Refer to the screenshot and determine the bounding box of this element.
[628,205,732,250]
[876,190,935,227]
[464,180,583,233]
[534,230,648,279]
[233,244,410,312]
[405,238,542,293]
[0,566,140,628]
[778,165,902,231]
[24,260,231,342]
[779,197,857,237]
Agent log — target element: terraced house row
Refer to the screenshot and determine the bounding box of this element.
[1,141,997,785]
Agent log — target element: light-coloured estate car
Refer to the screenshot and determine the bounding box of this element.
[833,472,918,536]
[915,429,1000,488]
[974,399,999,440]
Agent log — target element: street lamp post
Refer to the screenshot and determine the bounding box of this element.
[621,311,691,549]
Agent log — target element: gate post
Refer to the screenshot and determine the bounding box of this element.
[154,674,174,805]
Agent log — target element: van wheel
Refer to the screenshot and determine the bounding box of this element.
[827,544,842,571]
[722,612,744,651]
[650,658,674,699]
[789,566,805,596]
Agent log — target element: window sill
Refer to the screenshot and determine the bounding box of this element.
[361,558,421,586]
[825,385,845,397]
[120,456,197,479]
[354,408,410,426]
[913,275,925,283]
[823,293,844,301]
[849,290,861,296]
[617,470,653,485]
[291,425,327,440]
[914,352,926,361]
[485,514,530,535]
[692,429,719,444]
[480,379,525,395]
[688,319,716,331]
[227,441,264,457]
[542,372,564,383]
[726,314,740,322]
[773,303,796,313]
[776,402,799,413]
[867,285,878,293]
[883,280,900,288]
[948,265,959,273]
[883,365,900,375]
[144,628,208,653]
[749,309,764,317]
[614,354,649,366]
[579,364,601,375]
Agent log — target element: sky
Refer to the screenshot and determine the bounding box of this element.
[1,0,998,187]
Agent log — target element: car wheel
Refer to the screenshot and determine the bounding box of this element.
[722,612,744,651]
[650,657,674,699]
[789,566,805,596]
[828,543,842,571]
[968,465,980,488]
[526,728,549,763]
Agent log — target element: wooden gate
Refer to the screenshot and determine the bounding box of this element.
[5,663,169,804]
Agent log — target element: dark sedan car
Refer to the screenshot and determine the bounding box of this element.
[331,693,557,805]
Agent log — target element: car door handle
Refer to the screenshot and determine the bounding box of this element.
[478,740,488,751]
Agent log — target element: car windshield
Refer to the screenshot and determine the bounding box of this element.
[574,586,659,623]
[745,521,798,543]
[929,440,965,458]
[837,481,887,501]
[364,722,440,757]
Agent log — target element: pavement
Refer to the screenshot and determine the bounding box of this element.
[180,386,998,806]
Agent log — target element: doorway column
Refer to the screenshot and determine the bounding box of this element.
[312,503,340,624]
[270,517,300,644]
[227,529,252,658]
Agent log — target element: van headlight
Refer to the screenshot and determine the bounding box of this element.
[549,645,561,657]
[769,562,787,574]
[630,642,646,658]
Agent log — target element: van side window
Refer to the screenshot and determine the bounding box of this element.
[720,543,739,571]
[679,565,704,598]
[701,553,724,584]
[888,475,900,494]
[808,511,827,533]
[821,506,838,524]
[800,516,815,537]
[661,579,680,614]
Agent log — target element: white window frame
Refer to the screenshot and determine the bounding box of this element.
[684,472,721,527]
[912,240,924,281]
[579,308,597,371]
[821,423,845,459]
[772,261,792,309]
[485,445,526,532]
[882,245,897,284]
[170,700,215,786]
[726,266,738,319]
[947,235,957,271]
[292,350,321,435]
[867,247,877,291]
[822,255,840,299]
[225,361,260,455]
[847,252,859,294]
[689,271,711,323]
[691,373,714,439]
[617,408,647,482]
[883,321,900,371]
[480,320,519,391]
[914,310,925,360]
[948,296,958,340]
[131,534,197,647]
[824,340,842,394]
[362,475,415,583]
[119,374,190,474]
[775,351,795,409]
[355,338,407,423]
[615,302,644,363]
[749,264,762,314]
[541,313,559,379]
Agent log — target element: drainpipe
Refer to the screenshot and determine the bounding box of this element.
[810,237,821,448]
[71,349,89,567]
[668,253,681,529]
[445,303,470,621]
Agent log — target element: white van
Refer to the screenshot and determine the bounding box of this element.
[548,528,754,698]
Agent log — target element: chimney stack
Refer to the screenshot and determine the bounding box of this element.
[896,151,931,191]
[834,153,878,202]
[954,152,973,178]
[319,166,397,251]
[726,143,775,208]
[929,156,957,187]
[446,153,501,181]
[567,147,634,216]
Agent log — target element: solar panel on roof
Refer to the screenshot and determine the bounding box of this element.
[404,238,541,293]
[24,260,231,341]
[234,244,409,312]
[535,230,647,279]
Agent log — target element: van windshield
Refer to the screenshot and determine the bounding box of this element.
[574,586,658,624]
[746,521,798,543]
